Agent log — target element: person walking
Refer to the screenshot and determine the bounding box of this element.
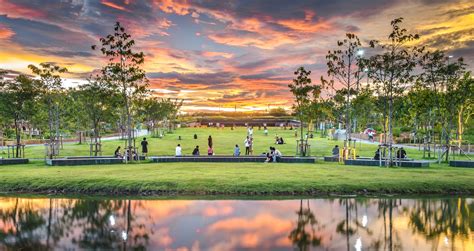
[141,138,148,156]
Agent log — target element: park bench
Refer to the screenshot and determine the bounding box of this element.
[46,157,124,166]
[0,158,29,165]
[449,160,474,168]
[324,156,339,162]
[65,155,146,160]
[344,159,429,167]
[150,156,316,163]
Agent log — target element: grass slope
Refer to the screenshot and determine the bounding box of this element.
[0,161,473,196]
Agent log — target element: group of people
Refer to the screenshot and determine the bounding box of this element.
[374,147,407,160]
[275,136,284,145]
[264,147,282,163]
[114,138,149,161]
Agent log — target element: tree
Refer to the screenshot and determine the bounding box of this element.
[72,79,119,155]
[28,63,68,159]
[321,33,364,142]
[268,107,288,117]
[289,67,319,156]
[418,50,468,162]
[92,22,148,160]
[0,75,41,157]
[364,18,421,165]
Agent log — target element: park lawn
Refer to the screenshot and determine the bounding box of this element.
[0,161,473,195]
[1,127,469,160]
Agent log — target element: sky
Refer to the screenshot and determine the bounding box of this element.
[0,0,473,112]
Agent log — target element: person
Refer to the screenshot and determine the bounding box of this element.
[194,134,198,139]
[234,144,240,156]
[368,131,374,142]
[114,146,122,158]
[141,138,148,156]
[397,147,407,159]
[332,145,340,158]
[208,135,213,148]
[244,136,251,155]
[175,144,182,156]
[249,137,254,155]
[272,147,282,162]
[208,146,214,156]
[192,145,200,156]
[248,126,253,137]
[278,137,284,144]
[374,148,380,160]
[264,126,268,136]
[265,152,273,163]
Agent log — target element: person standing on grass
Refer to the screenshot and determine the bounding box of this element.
[244,136,250,155]
[249,137,254,155]
[248,126,253,137]
[192,145,200,156]
[176,144,182,156]
[141,138,148,156]
[264,126,268,136]
[208,135,213,148]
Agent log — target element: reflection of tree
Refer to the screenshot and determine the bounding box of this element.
[0,198,48,250]
[407,198,473,249]
[69,199,149,250]
[0,198,151,250]
[288,200,322,250]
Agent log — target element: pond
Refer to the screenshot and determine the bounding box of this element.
[0,196,472,250]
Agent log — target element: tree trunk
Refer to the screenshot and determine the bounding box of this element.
[14,118,20,158]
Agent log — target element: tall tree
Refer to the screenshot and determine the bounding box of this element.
[73,79,119,155]
[321,33,364,142]
[0,75,41,157]
[365,18,421,165]
[289,67,319,156]
[28,63,68,159]
[92,22,148,159]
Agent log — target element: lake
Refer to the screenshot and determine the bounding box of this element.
[0,196,472,250]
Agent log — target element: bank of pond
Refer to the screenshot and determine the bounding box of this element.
[0,196,472,250]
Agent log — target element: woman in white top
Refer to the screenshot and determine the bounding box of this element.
[175,144,182,156]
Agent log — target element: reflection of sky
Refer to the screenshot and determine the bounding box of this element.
[0,198,473,250]
[0,0,473,111]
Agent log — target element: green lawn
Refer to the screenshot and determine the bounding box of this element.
[0,161,473,195]
[1,127,472,196]
[1,127,468,160]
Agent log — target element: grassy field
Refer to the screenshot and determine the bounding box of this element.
[1,127,472,196]
[0,161,473,195]
[1,127,468,160]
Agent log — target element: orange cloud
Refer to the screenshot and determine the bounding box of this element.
[101,0,130,12]
[0,24,14,40]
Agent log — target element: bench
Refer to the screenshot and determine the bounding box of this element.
[344,159,429,168]
[150,156,316,163]
[324,156,340,162]
[65,155,146,160]
[0,158,29,165]
[449,160,474,168]
[46,157,124,166]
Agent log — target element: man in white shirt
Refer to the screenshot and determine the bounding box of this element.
[244,136,250,155]
[175,144,182,156]
[248,126,253,137]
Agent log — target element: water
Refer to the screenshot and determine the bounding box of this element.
[0,197,472,250]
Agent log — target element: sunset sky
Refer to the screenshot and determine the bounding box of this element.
[0,0,473,111]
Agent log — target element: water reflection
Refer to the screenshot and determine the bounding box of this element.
[0,197,472,250]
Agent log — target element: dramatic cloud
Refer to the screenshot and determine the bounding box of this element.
[0,0,472,111]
